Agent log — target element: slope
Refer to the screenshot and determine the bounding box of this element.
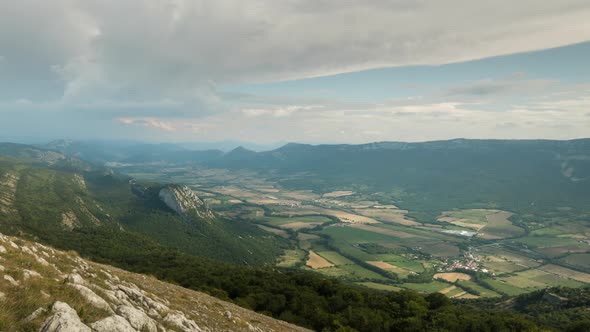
[0,232,309,332]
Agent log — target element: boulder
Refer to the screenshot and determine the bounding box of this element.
[39,301,91,332]
[3,274,19,286]
[117,305,158,332]
[89,315,136,332]
[164,311,203,332]
[68,284,113,313]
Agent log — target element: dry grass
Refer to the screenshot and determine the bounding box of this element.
[322,191,354,198]
[433,273,472,282]
[354,208,420,226]
[306,251,334,269]
[366,261,397,270]
[280,221,324,230]
[439,285,457,295]
[538,264,590,283]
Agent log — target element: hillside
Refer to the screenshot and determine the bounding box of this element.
[0,232,308,332]
[0,142,550,331]
[205,139,590,221]
[0,143,285,265]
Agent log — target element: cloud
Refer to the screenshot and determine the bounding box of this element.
[2,0,590,106]
[445,77,556,97]
[1,1,590,142]
[116,117,176,131]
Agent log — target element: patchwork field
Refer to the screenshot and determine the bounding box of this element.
[434,272,471,282]
[478,211,524,239]
[129,167,590,298]
[354,208,420,226]
[306,250,334,269]
[561,253,590,270]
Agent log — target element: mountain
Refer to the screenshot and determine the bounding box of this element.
[44,140,224,165]
[0,143,284,265]
[0,232,308,331]
[207,139,590,221]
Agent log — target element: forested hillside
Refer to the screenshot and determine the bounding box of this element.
[0,144,284,265]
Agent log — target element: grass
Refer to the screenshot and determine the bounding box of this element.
[263,215,331,227]
[561,253,590,269]
[401,281,450,293]
[316,251,355,266]
[516,236,579,248]
[277,249,306,268]
[456,281,501,298]
[0,242,111,331]
[357,282,401,292]
[482,279,529,296]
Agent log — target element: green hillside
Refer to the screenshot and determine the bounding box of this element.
[0,144,284,265]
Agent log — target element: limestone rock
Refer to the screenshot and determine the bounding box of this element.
[164,311,203,332]
[89,315,136,332]
[40,301,91,332]
[3,274,19,286]
[117,305,158,332]
[23,269,42,280]
[68,283,113,312]
[67,273,85,285]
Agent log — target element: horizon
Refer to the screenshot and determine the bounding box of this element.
[2,136,590,155]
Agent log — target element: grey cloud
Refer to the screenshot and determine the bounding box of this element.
[2,0,590,107]
[445,77,556,97]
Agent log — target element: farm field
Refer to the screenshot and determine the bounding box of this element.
[128,166,590,298]
[306,250,334,269]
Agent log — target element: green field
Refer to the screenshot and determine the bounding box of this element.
[358,282,402,292]
[401,281,450,293]
[561,253,590,270]
[277,249,306,267]
[456,280,501,297]
[317,251,355,265]
[482,278,530,296]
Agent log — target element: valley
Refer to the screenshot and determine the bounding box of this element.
[1,140,590,331]
[121,160,590,300]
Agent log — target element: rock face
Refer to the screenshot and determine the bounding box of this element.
[0,232,310,332]
[90,315,136,332]
[40,302,91,332]
[158,184,214,220]
[116,305,158,332]
[164,311,203,332]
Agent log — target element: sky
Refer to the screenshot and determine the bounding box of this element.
[1,1,590,144]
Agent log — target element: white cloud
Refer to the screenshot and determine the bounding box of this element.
[2,1,590,103]
[117,117,176,131]
[1,0,590,142]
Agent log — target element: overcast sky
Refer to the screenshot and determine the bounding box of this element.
[1,0,590,144]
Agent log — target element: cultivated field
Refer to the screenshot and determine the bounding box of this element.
[306,250,334,269]
[434,272,472,282]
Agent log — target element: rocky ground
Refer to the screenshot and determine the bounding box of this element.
[0,233,309,332]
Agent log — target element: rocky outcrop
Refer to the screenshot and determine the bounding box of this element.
[90,315,136,332]
[0,232,310,332]
[116,305,158,332]
[164,311,203,331]
[40,302,91,332]
[159,185,214,220]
